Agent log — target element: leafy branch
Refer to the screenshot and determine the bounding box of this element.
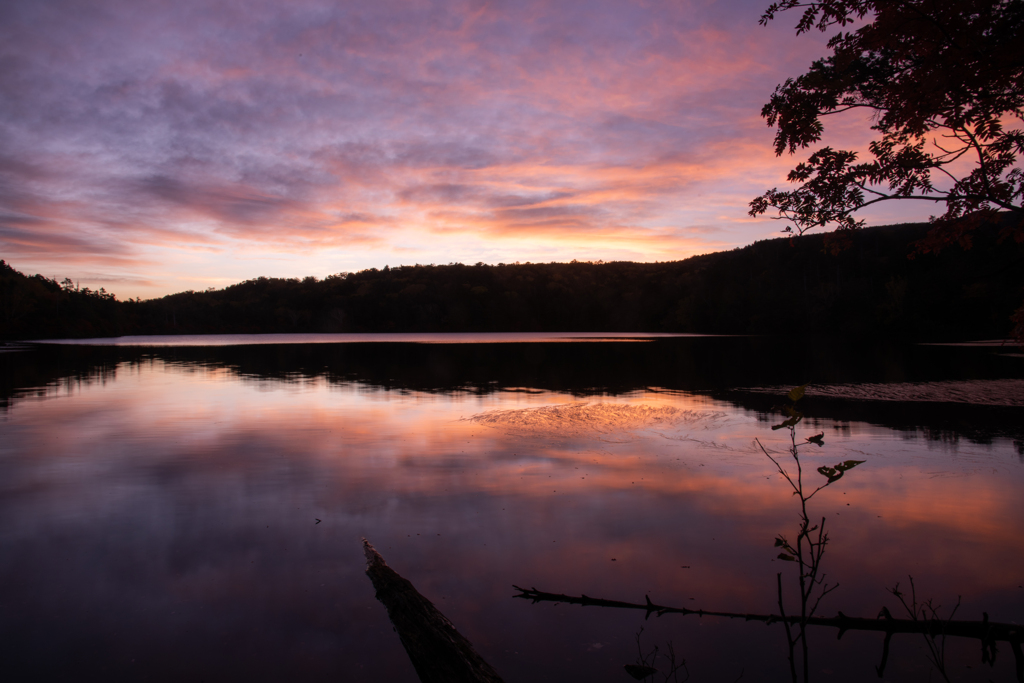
[750,0,1024,254]
[757,383,863,682]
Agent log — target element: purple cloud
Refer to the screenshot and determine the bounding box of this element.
[0,0,850,297]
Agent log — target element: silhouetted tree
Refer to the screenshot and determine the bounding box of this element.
[751,0,1023,238]
[3,222,1023,341]
[749,0,1024,339]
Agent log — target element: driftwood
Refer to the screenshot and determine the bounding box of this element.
[364,539,505,683]
[513,586,1024,681]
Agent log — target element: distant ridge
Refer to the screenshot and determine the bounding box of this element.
[2,221,1023,341]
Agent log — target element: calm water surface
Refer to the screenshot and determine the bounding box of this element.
[1,336,1022,682]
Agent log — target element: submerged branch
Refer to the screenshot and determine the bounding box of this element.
[511,586,1024,645]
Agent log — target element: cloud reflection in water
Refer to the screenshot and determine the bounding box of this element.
[1,357,1023,681]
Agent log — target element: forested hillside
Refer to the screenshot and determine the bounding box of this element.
[0,266,136,340]
[3,221,1023,341]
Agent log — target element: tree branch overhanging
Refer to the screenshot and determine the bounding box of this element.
[749,0,1024,252]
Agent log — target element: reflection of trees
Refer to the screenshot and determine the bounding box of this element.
[8,343,1022,446]
[514,387,1024,682]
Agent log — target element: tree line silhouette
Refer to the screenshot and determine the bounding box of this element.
[2,221,1022,341]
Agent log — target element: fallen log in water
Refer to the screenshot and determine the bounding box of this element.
[513,585,1024,681]
[363,539,505,683]
[513,585,1023,639]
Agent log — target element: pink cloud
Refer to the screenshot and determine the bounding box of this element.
[0,0,879,298]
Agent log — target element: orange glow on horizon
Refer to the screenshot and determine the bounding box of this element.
[0,0,934,299]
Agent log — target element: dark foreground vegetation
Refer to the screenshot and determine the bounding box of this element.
[2,221,1023,341]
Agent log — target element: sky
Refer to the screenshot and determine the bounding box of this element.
[0,0,920,300]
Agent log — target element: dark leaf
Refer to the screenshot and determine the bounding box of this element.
[624,664,659,680]
[817,459,864,483]
[772,415,802,430]
[817,465,841,483]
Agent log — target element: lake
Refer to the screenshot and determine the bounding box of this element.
[1,334,1023,682]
